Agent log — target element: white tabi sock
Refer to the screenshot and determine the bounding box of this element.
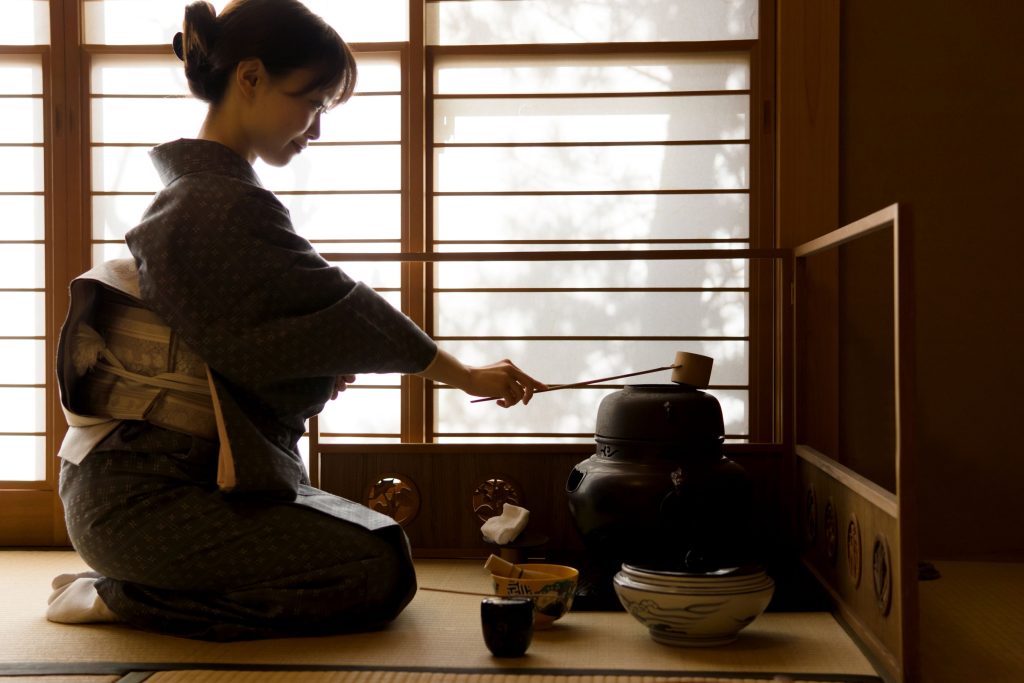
[50,570,102,593]
[46,576,120,624]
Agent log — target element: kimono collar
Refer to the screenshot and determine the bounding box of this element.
[149,139,263,188]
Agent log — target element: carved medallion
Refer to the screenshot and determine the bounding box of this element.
[367,474,420,527]
[824,498,838,564]
[847,514,862,588]
[472,477,523,523]
[872,534,893,616]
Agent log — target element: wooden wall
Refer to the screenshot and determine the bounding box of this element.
[838,0,1024,559]
[319,444,792,566]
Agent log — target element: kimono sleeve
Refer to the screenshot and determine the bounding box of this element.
[128,178,438,389]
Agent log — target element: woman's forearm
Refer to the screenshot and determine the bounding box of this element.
[414,348,546,408]
[415,348,472,389]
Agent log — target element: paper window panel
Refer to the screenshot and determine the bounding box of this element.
[434,145,749,193]
[437,340,750,388]
[427,0,757,46]
[331,262,400,292]
[319,95,401,143]
[0,98,44,143]
[0,1,50,46]
[710,388,749,438]
[313,243,401,291]
[434,194,750,245]
[91,242,132,265]
[0,244,44,289]
[90,53,185,95]
[255,144,401,193]
[0,387,45,433]
[92,194,153,242]
[436,241,748,254]
[296,0,408,43]
[91,96,205,144]
[84,0,407,45]
[91,146,162,193]
[436,435,592,445]
[435,385,750,442]
[280,193,401,243]
[350,53,402,93]
[435,384,609,438]
[0,55,43,95]
[0,195,44,241]
[435,53,750,95]
[83,0,189,45]
[0,293,44,336]
[435,95,748,145]
[296,436,310,476]
[0,436,46,481]
[0,340,46,385]
[319,435,403,445]
[375,290,402,311]
[434,291,749,338]
[435,258,748,289]
[318,387,402,437]
[0,147,44,193]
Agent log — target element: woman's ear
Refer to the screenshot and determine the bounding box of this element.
[235,58,266,101]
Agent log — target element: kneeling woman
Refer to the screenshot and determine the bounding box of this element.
[48,0,545,641]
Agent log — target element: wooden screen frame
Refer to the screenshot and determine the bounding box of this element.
[792,203,918,683]
[0,0,85,547]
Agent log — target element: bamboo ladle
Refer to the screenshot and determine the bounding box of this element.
[471,351,713,403]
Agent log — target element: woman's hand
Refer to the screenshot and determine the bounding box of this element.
[416,349,547,408]
[331,374,357,400]
[463,360,547,408]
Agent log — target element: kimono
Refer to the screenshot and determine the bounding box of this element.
[56,138,437,640]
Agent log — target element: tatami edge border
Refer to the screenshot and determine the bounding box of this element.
[0,661,883,682]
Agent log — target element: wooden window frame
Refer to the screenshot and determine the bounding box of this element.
[1,0,781,545]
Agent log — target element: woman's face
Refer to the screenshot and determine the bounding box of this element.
[246,66,340,167]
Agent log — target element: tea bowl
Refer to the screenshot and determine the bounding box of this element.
[490,563,579,628]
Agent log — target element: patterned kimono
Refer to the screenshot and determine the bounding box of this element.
[57,138,438,640]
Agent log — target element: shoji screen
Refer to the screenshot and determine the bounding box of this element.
[0,1,50,481]
[427,0,762,443]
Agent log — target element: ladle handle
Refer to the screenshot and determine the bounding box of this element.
[470,364,681,404]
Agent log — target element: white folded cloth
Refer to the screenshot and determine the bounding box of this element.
[481,503,530,545]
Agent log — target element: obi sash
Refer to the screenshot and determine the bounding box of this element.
[57,259,238,490]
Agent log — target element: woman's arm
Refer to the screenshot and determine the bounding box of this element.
[415,348,547,408]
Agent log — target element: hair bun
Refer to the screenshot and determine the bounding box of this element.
[182,1,219,63]
[181,1,221,101]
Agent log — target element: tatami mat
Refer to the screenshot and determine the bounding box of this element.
[0,678,119,683]
[919,560,1024,683]
[145,674,869,683]
[1,551,878,681]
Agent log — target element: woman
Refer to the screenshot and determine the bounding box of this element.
[47,0,545,641]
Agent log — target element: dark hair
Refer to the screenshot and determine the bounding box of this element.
[179,0,357,107]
